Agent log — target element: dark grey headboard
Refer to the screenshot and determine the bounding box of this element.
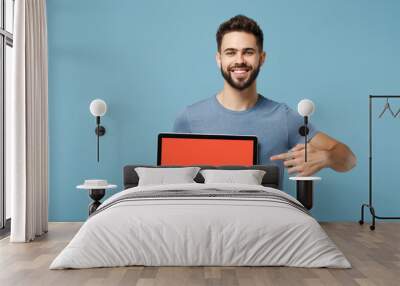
[123,165,280,189]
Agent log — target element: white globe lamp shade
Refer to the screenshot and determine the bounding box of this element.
[298,99,315,117]
[90,99,107,117]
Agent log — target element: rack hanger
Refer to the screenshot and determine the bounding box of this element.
[378,97,395,118]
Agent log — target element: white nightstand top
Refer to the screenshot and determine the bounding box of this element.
[77,179,117,190]
[289,176,321,181]
[77,185,117,190]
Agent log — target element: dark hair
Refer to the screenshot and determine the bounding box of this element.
[216,15,264,52]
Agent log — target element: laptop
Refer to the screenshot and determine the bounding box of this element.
[157,133,258,166]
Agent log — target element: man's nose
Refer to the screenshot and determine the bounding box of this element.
[235,53,245,64]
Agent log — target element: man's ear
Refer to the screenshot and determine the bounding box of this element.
[216,52,221,68]
[260,51,267,66]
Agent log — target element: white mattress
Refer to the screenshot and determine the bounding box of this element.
[50,183,350,269]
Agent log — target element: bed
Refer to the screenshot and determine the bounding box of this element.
[50,133,351,269]
[50,164,350,269]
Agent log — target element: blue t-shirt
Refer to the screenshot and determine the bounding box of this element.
[173,95,318,188]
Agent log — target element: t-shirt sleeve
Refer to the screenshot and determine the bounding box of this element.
[173,109,191,133]
[285,104,319,149]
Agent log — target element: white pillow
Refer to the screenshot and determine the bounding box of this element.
[200,169,266,185]
[135,167,200,186]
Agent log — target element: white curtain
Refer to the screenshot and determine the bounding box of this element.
[7,0,49,242]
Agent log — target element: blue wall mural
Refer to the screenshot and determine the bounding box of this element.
[47,0,400,221]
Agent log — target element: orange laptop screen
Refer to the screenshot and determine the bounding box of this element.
[157,133,258,166]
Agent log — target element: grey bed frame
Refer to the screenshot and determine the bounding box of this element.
[123,165,280,189]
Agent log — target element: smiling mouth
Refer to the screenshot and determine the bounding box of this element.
[232,69,248,74]
[229,67,251,77]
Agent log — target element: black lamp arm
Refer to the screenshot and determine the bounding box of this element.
[97,116,100,162]
[304,116,308,162]
[94,116,106,162]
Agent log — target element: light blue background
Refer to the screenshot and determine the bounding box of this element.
[47,0,400,221]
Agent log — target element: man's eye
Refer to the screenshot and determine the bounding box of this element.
[245,51,254,55]
[225,51,235,56]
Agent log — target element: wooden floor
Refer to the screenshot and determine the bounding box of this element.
[0,222,399,286]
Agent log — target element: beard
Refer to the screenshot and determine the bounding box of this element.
[220,62,261,91]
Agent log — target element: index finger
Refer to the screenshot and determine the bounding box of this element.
[270,152,292,161]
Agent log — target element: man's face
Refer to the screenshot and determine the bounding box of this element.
[217,31,266,91]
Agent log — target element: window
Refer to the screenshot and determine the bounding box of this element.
[0,0,14,233]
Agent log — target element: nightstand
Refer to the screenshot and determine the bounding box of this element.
[289,176,321,210]
[77,180,117,215]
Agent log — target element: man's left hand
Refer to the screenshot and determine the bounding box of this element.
[270,143,329,177]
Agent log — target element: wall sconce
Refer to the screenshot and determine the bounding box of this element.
[289,99,321,210]
[89,99,107,162]
[297,99,315,162]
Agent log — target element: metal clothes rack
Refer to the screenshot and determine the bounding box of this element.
[359,95,400,230]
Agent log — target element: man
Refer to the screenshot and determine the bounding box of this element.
[173,15,356,182]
